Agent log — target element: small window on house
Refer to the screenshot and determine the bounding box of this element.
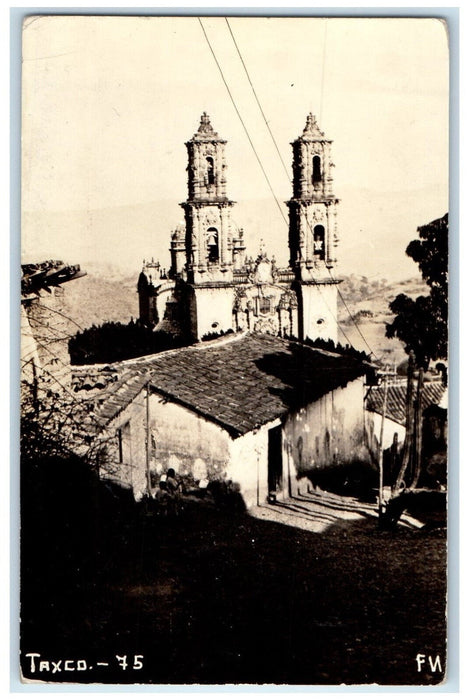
[117,422,130,463]
[207,228,219,263]
[313,225,325,260]
[312,155,322,184]
[206,156,215,185]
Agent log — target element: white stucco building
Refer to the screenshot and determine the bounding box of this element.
[84,333,370,507]
[138,113,340,344]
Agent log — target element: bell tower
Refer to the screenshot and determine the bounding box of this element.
[181,113,243,339]
[287,114,340,344]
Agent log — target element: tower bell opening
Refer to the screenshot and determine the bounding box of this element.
[313,225,325,260]
[312,155,322,183]
[206,156,215,185]
[207,227,219,263]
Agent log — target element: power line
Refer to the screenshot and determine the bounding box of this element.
[201,19,356,347]
[198,18,289,229]
[224,18,379,361]
[34,300,85,331]
[319,19,328,125]
[220,21,361,351]
[224,18,291,182]
[331,269,379,360]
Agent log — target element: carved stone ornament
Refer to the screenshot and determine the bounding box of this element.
[233,287,247,311]
[302,113,325,139]
[203,212,219,227]
[195,112,219,138]
[253,260,273,284]
[254,316,279,335]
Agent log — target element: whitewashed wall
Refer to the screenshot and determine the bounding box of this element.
[101,377,369,507]
[283,376,367,489]
[365,411,405,454]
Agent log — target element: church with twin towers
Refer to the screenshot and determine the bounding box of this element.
[138,112,340,344]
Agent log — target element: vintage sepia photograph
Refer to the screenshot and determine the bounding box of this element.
[20,15,449,685]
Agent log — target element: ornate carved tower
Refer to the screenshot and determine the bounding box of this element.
[180,113,244,339]
[287,114,340,344]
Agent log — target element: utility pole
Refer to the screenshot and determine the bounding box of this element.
[378,372,389,525]
[145,381,152,497]
[392,351,416,496]
[411,367,425,489]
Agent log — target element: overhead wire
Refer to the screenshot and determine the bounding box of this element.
[223,17,380,361]
[224,18,291,182]
[319,19,328,125]
[202,18,375,356]
[328,268,379,359]
[33,300,85,331]
[200,18,353,348]
[198,18,289,229]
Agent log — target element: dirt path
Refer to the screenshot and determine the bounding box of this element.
[251,489,424,532]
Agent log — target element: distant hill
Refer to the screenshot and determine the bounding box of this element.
[22,188,447,283]
[337,274,428,367]
[56,264,139,330]
[51,267,426,371]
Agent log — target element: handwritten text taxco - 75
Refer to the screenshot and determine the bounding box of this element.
[24,653,144,674]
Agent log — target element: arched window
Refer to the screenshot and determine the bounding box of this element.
[313,225,325,260]
[312,155,322,184]
[207,227,219,263]
[206,156,215,185]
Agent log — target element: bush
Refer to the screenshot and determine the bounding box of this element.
[285,335,370,363]
[69,320,192,364]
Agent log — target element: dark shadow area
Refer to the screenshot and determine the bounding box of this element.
[302,461,378,502]
[20,457,446,686]
[69,320,192,365]
[381,489,447,531]
[254,344,366,413]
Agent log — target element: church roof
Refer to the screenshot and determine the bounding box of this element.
[94,333,368,437]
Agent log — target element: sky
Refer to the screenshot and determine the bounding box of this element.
[21,15,449,281]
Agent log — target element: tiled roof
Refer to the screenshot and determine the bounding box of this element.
[94,370,149,424]
[366,380,446,426]
[94,333,367,437]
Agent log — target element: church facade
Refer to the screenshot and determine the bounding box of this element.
[138,113,340,343]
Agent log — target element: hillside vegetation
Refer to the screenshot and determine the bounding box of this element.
[337,274,427,367]
[31,266,427,368]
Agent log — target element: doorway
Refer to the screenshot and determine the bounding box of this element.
[268,425,283,499]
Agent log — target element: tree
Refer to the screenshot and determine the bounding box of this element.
[385,213,448,492]
[69,320,191,365]
[386,213,448,370]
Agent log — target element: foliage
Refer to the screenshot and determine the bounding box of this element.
[201,328,234,341]
[69,319,191,365]
[296,335,371,363]
[20,370,101,470]
[339,274,390,304]
[386,214,448,369]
